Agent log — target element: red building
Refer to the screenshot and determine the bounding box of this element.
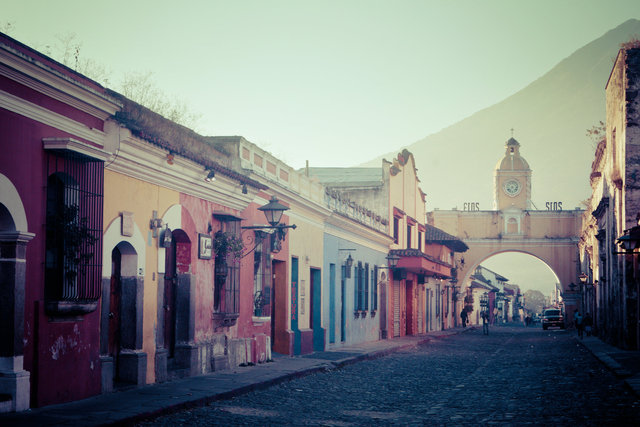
[0,33,120,409]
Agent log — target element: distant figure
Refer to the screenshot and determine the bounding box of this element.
[461,309,468,328]
[481,311,489,335]
[584,312,593,337]
[575,309,584,339]
[525,315,532,327]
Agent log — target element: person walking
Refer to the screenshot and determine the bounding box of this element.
[575,309,584,339]
[481,310,489,335]
[461,309,468,328]
[584,312,593,337]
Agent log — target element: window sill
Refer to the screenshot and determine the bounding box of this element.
[213,313,239,327]
[252,316,270,324]
[45,300,98,316]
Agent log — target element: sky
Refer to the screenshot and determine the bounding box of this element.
[3,0,640,294]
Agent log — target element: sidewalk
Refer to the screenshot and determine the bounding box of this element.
[576,334,640,397]
[0,328,473,427]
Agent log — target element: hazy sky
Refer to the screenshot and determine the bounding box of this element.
[4,0,640,169]
[4,0,639,294]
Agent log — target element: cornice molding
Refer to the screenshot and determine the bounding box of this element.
[325,214,392,248]
[43,137,110,161]
[462,238,580,246]
[0,45,119,119]
[0,89,107,146]
[106,137,254,211]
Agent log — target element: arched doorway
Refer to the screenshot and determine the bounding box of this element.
[0,175,34,411]
[162,229,192,374]
[107,241,139,386]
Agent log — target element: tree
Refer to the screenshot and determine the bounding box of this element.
[23,30,201,130]
[119,71,201,129]
[586,120,605,150]
[523,289,546,315]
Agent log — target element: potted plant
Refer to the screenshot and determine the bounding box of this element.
[213,231,244,277]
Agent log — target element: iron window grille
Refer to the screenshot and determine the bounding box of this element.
[253,237,272,317]
[45,151,103,313]
[214,220,240,321]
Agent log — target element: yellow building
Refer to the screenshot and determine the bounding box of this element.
[430,137,583,321]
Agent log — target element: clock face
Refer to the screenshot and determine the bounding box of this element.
[503,179,521,197]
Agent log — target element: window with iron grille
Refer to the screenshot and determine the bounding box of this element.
[253,233,272,317]
[214,220,241,319]
[45,151,103,314]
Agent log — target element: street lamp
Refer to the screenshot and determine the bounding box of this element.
[385,253,400,269]
[241,196,297,254]
[258,196,289,227]
[615,226,640,254]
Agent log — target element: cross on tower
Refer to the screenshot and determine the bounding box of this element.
[510,128,515,137]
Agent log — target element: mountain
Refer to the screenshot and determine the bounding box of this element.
[363,19,640,211]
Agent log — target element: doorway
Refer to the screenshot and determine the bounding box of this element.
[271,259,286,350]
[405,280,414,335]
[109,247,122,383]
[310,267,323,351]
[163,236,177,359]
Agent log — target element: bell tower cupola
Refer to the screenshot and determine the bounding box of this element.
[494,136,532,211]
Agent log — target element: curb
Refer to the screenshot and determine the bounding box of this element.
[575,337,640,398]
[109,363,335,427]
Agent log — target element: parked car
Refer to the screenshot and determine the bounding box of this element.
[542,308,564,330]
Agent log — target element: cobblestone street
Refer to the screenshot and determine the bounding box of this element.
[138,326,640,426]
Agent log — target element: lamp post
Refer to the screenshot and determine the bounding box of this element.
[241,196,297,254]
[615,226,640,350]
[579,272,588,313]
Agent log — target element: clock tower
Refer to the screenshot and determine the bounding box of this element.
[494,137,531,211]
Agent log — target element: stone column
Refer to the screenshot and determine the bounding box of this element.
[0,231,35,412]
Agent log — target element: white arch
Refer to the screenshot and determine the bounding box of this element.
[102,216,146,277]
[0,173,28,231]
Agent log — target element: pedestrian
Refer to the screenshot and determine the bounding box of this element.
[461,309,468,328]
[584,312,593,337]
[481,310,489,335]
[575,309,584,339]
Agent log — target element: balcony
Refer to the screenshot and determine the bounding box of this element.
[390,249,453,279]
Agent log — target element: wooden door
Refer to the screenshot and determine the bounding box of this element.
[109,247,122,379]
[163,238,177,358]
[393,281,400,337]
[340,266,346,342]
[405,281,414,335]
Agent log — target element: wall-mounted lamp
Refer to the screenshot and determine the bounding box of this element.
[242,183,248,194]
[386,253,400,269]
[578,273,588,284]
[205,169,216,182]
[346,253,354,270]
[615,227,640,254]
[258,196,288,226]
[241,196,297,255]
[161,226,173,248]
